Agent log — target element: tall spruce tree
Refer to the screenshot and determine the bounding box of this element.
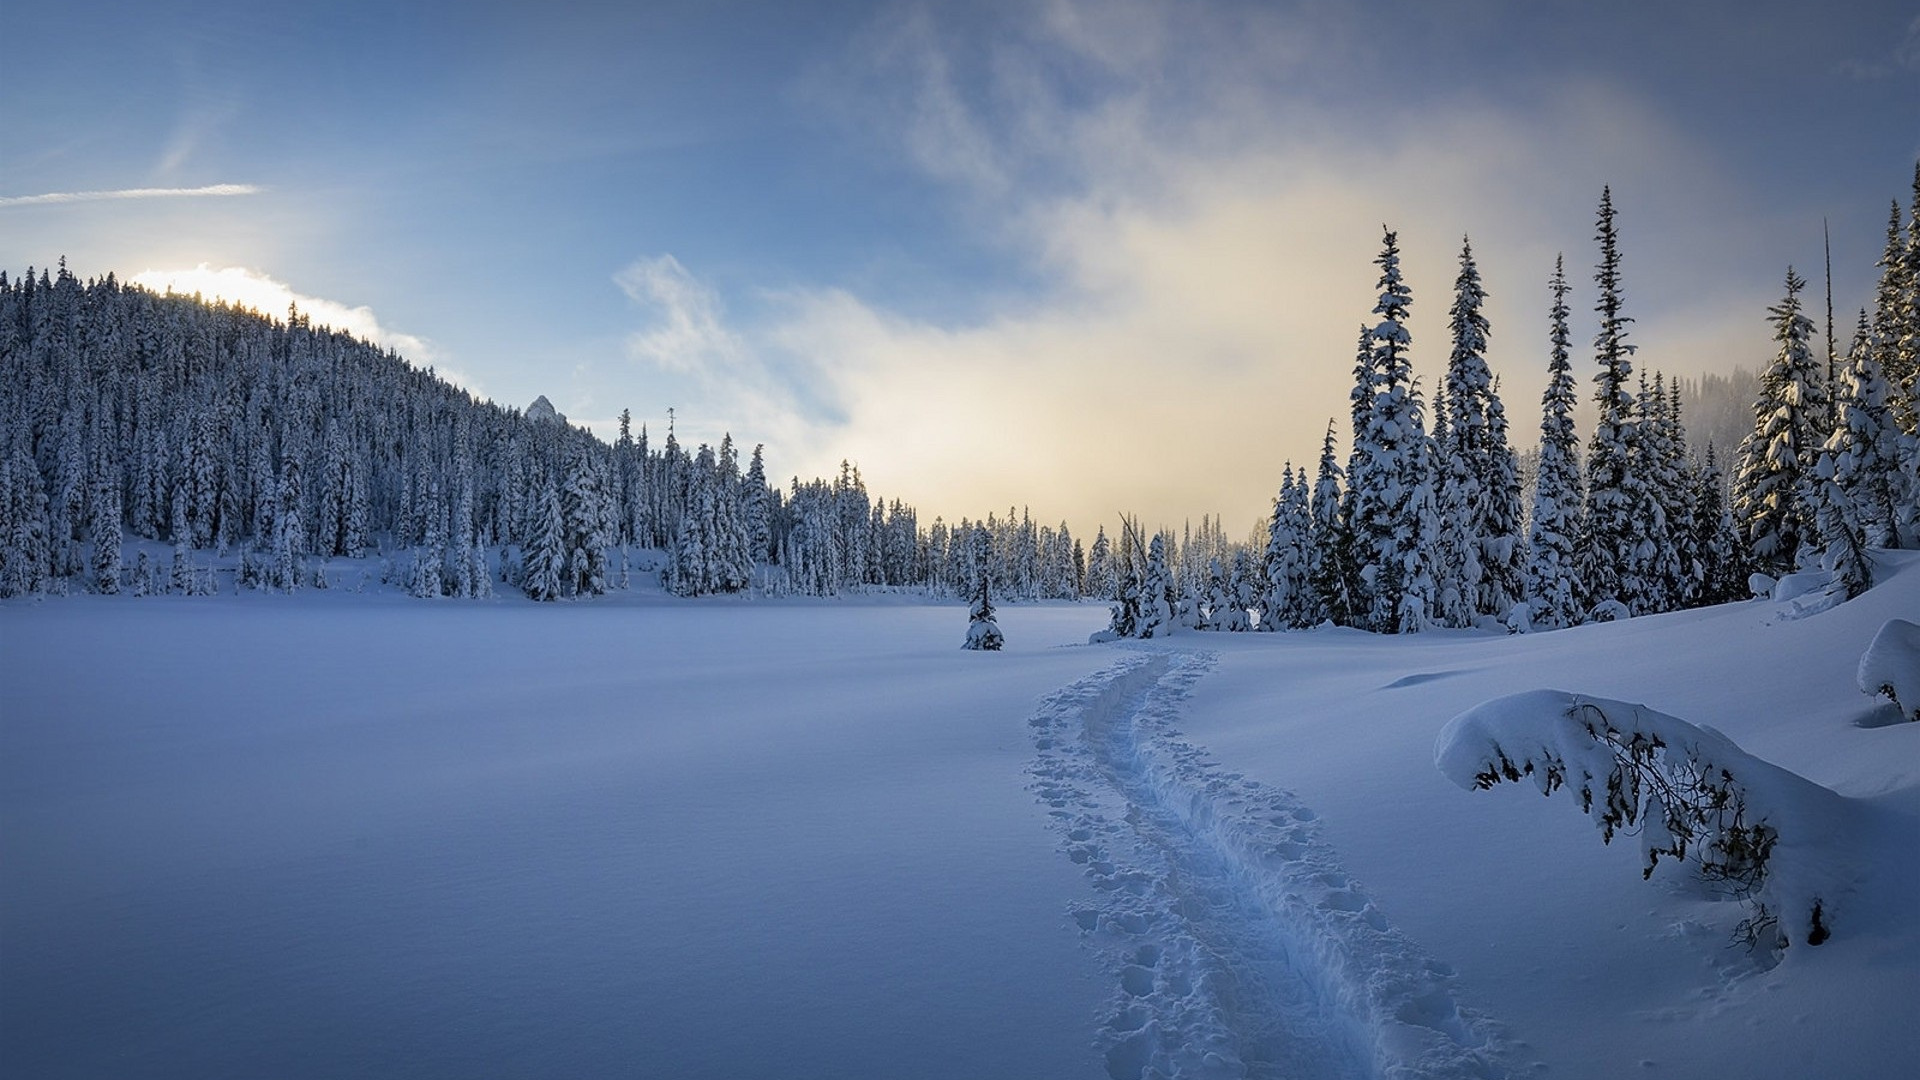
[1307,420,1352,628]
[1734,268,1828,576]
[1525,256,1585,629]
[1434,238,1491,627]
[1351,228,1436,632]
[1827,309,1903,549]
[1693,443,1747,605]
[1577,187,1648,614]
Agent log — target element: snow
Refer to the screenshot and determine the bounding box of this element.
[1435,689,1859,954]
[8,555,1920,1078]
[1858,617,1920,720]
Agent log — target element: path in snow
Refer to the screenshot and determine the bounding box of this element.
[1028,650,1512,1080]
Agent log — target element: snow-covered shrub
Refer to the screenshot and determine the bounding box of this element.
[1436,690,1851,953]
[1858,619,1920,721]
[1586,599,1631,623]
[962,576,1003,652]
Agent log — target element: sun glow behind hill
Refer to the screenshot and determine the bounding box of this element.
[128,265,475,392]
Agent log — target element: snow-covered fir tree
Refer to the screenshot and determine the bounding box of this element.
[1262,465,1314,630]
[1577,187,1650,616]
[1085,525,1117,601]
[1480,379,1527,620]
[521,472,565,602]
[1735,268,1828,577]
[1433,238,1492,627]
[1627,373,1680,612]
[962,527,1003,650]
[1307,421,1353,628]
[1138,532,1176,638]
[88,426,122,594]
[1827,309,1904,549]
[1350,229,1439,633]
[1525,256,1586,630]
[1691,443,1747,605]
[1656,376,1703,608]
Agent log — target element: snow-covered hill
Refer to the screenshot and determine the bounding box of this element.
[4,556,1918,1078]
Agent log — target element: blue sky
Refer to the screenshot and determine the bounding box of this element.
[7,0,1919,534]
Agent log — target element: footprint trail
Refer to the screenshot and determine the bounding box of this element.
[1028,650,1512,1080]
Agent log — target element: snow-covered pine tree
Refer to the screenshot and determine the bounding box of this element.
[1828,309,1904,549]
[1096,516,1148,640]
[1577,187,1647,616]
[1307,420,1352,628]
[276,455,305,593]
[744,443,773,565]
[1734,268,1828,577]
[1230,547,1260,632]
[1260,469,1295,632]
[171,478,194,595]
[1,446,53,597]
[1895,164,1920,431]
[521,470,565,602]
[1627,373,1676,613]
[561,442,608,597]
[1434,237,1493,628]
[1271,466,1316,628]
[1342,322,1374,623]
[1138,532,1176,638]
[1658,376,1703,608]
[411,478,445,599]
[88,429,122,594]
[1086,525,1117,601]
[962,527,1004,650]
[1396,403,1443,634]
[1351,228,1435,633]
[1692,443,1748,605]
[1480,379,1527,620]
[1202,558,1235,631]
[1526,256,1585,630]
[1805,442,1872,600]
[1870,200,1914,435]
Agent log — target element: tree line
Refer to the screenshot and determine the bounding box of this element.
[4,164,1918,615]
[1102,166,1920,637]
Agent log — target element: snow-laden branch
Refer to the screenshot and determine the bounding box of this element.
[1435,690,1854,953]
[1858,619,1920,720]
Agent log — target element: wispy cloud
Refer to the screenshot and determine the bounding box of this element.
[0,183,262,208]
[615,255,824,450]
[1838,14,1920,79]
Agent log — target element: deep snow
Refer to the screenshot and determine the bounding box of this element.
[6,556,1920,1079]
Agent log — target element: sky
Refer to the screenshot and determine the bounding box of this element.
[6,0,1920,537]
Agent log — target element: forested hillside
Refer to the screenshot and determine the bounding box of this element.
[0,266,1089,602]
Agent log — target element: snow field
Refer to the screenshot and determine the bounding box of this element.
[1166,553,1920,1079]
[0,599,1120,1080]
[7,553,1920,1079]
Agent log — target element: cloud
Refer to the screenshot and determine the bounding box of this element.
[627,2,1790,535]
[615,255,826,452]
[752,5,1782,533]
[0,183,262,208]
[1839,14,1920,79]
[127,264,471,391]
[617,254,745,375]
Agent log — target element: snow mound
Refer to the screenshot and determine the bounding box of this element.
[1436,690,1859,955]
[1031,652,1509,1079]
[1768,567,1846,620]
[1858,618,1920,721]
